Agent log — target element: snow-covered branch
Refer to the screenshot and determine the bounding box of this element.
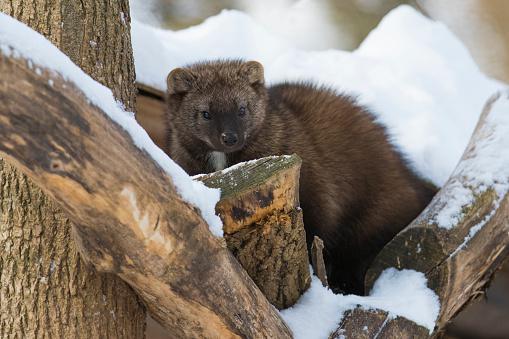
[0,32,292,338]
[336,92,509,338]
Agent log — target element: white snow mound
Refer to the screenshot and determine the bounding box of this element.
[132,5,506,187]
[281,268,440,338]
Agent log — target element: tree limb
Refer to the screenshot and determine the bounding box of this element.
[0,50,292,338]
[336,92,509,338]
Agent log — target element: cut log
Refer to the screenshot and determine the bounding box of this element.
[336,91,509,337]
[0,51,292,338]
[199,155,311,309]
[330,308,428,339]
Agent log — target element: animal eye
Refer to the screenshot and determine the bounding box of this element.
[201,111,211,120]
[239,106,246,117]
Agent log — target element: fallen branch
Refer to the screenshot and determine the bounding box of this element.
[0,50,292,338]
[336,92,509,337]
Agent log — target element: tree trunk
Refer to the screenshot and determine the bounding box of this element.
[0,1,145,338]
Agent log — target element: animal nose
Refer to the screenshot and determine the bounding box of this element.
[221,132,238,146]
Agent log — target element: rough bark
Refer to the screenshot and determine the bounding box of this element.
[0,162,145,338]
[199,155,311,309]
[0,1,145,338]
[336,92,509,338]
[0,52,292,338]
[0,0,136,110]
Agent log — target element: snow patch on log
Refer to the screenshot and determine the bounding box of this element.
[433,92,509,230]
[433,182,474,228]
[281,268,439,339]
[0,12,223,237]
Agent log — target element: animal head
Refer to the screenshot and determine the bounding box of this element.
[166,60,268,153]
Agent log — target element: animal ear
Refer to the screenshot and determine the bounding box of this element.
[167,68,195,95]
[242,61,264,85]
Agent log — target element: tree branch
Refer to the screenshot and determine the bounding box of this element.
[0,51,292,338]
[336,92,509,338]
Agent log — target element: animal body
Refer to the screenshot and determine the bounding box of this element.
[164,59,436,294]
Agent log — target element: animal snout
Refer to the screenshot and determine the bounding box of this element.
[221,132,238,146]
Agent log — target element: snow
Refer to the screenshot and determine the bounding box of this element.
[215,155,292,175]
[473,94,509,195]
[132,5,506,187]
[131,11,290,92]
[433,92,509,230]
[0,12,223,237]
[281,268,440,338]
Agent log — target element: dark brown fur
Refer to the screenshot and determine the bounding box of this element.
[165,60,436,295]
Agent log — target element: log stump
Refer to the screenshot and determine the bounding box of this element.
[200,155,311,309]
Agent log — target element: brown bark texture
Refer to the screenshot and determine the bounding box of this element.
[199,155,311,309]
[0,1,145,338]
[336,92,509,338]
[0,50,292,338]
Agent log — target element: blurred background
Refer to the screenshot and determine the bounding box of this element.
[131,0,509,84]
[131,1,509,338]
